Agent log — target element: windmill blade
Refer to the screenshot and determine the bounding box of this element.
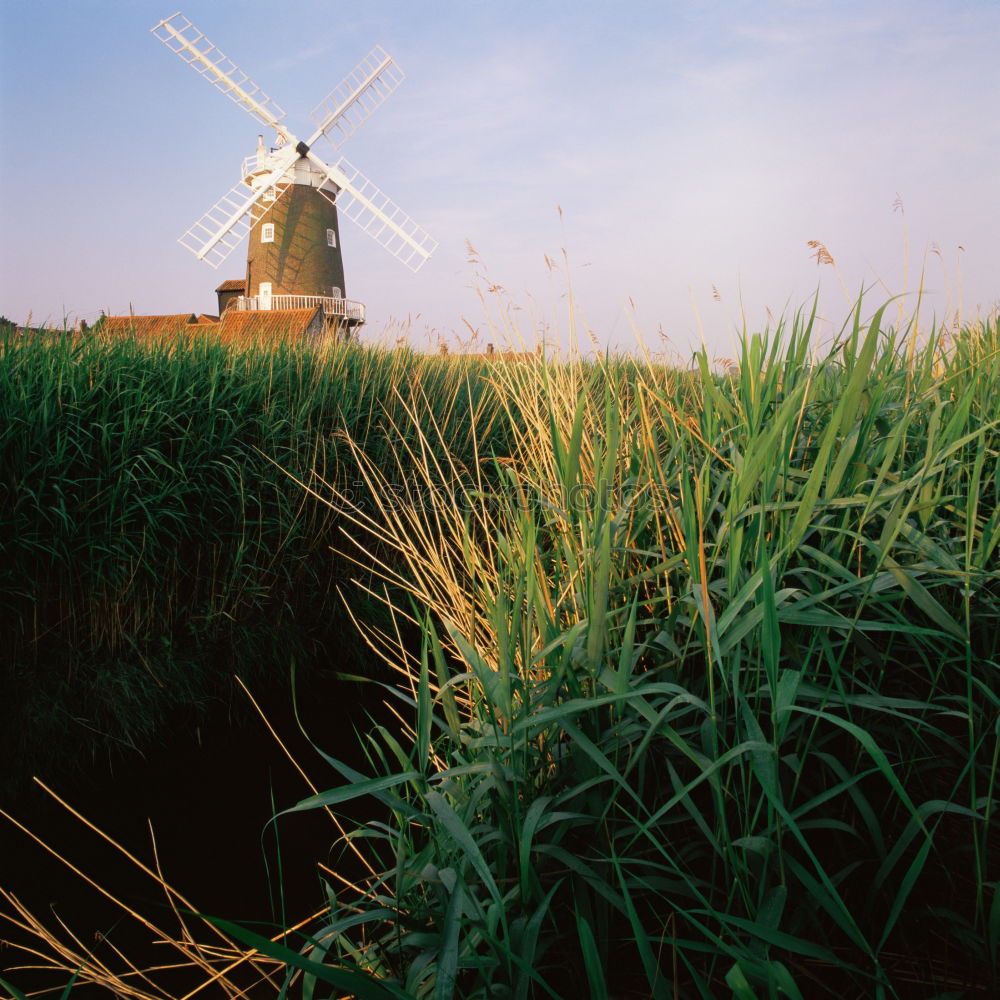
[312,153,437,272]
[308,46,405,152]
[151,12,287,133]
[179,157,295,268]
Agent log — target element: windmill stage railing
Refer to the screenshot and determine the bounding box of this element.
[242,153,285,180]
[232,294,366,323]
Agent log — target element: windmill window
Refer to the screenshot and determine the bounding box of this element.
[263,186,276,201]
[261,223,275,243]
[326,229,337,248]
[331,287,342,299]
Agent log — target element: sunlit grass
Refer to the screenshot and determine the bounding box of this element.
[280,301,1000,997]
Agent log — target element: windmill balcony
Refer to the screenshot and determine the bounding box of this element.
[232,294,366,324]
[242,151,283,179]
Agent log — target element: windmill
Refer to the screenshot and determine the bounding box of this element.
[151,11,436,328]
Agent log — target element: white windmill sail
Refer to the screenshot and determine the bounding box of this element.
[309,46,405,152]
[152,12,287,134]
[180,151,297,267]
[314,155,438,272]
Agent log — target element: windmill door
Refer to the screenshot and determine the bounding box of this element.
[260,282,273,310]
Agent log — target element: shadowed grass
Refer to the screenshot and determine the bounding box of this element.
[0,328,514,785]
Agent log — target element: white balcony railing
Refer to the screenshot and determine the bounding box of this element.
[233,294,366,324]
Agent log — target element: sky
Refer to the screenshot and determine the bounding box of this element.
[1,0,997,359]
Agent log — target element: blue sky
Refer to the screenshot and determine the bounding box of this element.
[1,0,997,357]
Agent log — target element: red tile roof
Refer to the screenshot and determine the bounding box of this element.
[95,314,197,338]
[215,279,246,292]
[207,306,325,342]
[94,308,325,344]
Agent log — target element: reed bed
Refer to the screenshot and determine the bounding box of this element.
[0,328,512,782]
[268,304,998,998]
[2,304,999,998]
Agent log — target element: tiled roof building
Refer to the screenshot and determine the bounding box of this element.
[215,279,246,316]
[94,307,326,344]
[211,305,325,342]
[94,314,198,337]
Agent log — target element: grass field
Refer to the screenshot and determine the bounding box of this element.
[1,301,998,998]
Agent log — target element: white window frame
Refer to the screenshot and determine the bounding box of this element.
[326,228,337,248]
[261,223,275,243]
[263,186,276,202]
[331,286,342,299]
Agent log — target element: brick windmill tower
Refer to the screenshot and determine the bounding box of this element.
[152,12,437,329]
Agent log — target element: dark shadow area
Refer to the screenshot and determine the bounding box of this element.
[1,663,394,997]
